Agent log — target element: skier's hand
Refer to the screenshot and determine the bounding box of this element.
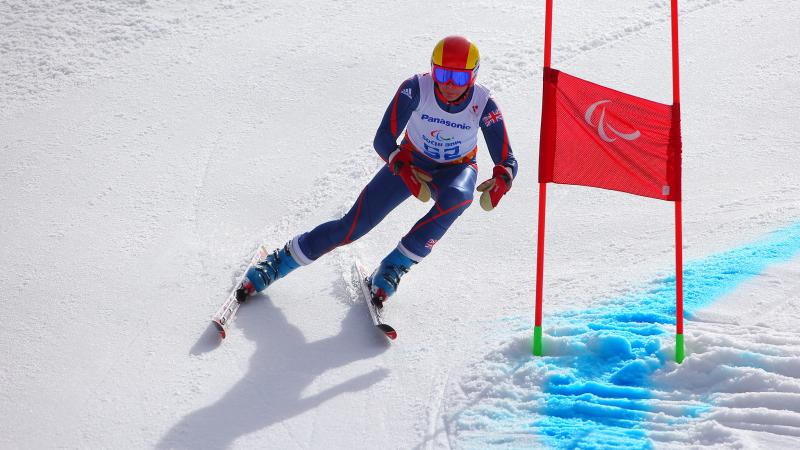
[476,164,512,211]
[388,146,433,202]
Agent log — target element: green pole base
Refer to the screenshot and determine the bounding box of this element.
[675,333,685,363]
[533,326,543,356]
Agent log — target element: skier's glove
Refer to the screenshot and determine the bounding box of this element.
[388,146,433,202]
[476,164,513,211]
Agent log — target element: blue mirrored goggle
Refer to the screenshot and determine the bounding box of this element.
[433,66,473,87]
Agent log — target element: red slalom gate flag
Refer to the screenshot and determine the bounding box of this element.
[539,68,682,201]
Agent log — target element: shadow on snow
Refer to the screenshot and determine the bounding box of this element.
[159,295,389,449]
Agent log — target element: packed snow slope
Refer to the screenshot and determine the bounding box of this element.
[1,1,799,449]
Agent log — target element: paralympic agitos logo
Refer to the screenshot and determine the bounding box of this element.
[420,114,472,130]
[430,130,453,142]
[584,100,641,143]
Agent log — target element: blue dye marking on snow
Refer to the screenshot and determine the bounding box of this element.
[456,222,800,449]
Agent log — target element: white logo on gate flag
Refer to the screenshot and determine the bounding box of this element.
[584,100,641,143]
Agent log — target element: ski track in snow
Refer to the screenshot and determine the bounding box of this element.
[445,222,800,449]
[0,0,296,121]
[485,0,740,99]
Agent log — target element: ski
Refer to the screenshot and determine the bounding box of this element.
[353,260,397,340]
[211,245,269,339]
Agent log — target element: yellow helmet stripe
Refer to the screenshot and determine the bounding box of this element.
[432,40,445,66]
[466,43,480,70]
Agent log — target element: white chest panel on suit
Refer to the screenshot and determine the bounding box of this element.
[405,73,490,163]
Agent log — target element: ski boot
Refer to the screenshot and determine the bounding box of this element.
[369,248,416,308]
[236,242,300,302]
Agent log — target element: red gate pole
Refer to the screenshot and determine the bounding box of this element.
[534,183,547,356]
[671,0,685,364]
[533,0,554,356]
[543,0,553,68]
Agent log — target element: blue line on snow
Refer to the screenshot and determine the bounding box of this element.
[456,222,800,449]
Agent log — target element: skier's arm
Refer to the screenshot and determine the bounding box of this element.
[479,97,518,179]
[373,76,421,161]
[476,98,518,211]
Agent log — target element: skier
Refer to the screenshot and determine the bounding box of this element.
[239,35,518,306]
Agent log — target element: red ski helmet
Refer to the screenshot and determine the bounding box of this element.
[431,36,480,86]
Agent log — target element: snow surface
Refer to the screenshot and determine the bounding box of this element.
[1,0,799,449]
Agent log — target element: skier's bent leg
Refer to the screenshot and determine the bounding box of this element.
[371,168,476,302]
[401,180,474,259]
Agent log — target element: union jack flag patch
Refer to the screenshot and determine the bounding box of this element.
[482,109,503,127]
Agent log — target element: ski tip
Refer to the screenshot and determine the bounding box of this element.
[377,324,397,340]
[212,320,227,339]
